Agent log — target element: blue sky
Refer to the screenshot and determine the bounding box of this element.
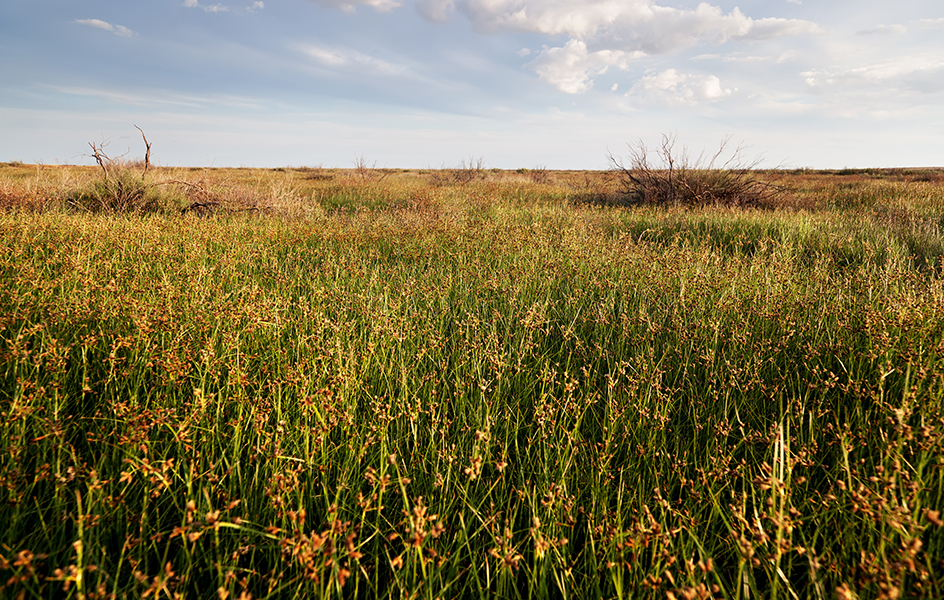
[1,0,942,168]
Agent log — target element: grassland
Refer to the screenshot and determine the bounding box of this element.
[1,162,944,599]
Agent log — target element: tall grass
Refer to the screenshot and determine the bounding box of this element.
[0,167,943,598]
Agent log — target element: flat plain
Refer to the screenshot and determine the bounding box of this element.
[1,162,944,599]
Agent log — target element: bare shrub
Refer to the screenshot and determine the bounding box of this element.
[351,155,390,182]
[608,134,782,209]
[453,156,486,184]
[527,165,550,184]
[353,155,374,181]
[429,156,487,186]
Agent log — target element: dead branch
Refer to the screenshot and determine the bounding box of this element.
[88,141,111,179]
[135,125,151,177]
[154,179,218,205]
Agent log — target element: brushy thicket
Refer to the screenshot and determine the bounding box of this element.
[1,164,944,599]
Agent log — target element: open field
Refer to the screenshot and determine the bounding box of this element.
[2,163,944,599]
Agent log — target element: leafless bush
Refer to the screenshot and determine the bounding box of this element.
[353,155,374,181]
[608,134,781,208]
[429,156,487,186]
[454,156,486,184]
[351,155,389,182]
[528,165,550,184]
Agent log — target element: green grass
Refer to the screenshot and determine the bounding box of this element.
[0,169,943,599]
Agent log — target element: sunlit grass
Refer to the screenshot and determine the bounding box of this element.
[1,166,943,598]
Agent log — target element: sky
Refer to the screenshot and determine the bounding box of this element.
[1,0,943,169]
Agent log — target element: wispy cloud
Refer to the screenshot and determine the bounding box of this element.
[48,85,263,110]
[183,0,230,13]
[75,19,134,37]
[802,55,944,95]
[304,0,402,14]
[710,50,797,64]
[297,43,408,77]
[856,24,907,36]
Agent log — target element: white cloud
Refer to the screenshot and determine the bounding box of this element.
[305,0,401,13]
[249,1,265,10]
[429,0,820,52]
[626,68,732,106]
[75,19,134,37]
[526,40,638,93]
[918,18,944,27]
[418,0,820,93]
[856,24,907,36]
